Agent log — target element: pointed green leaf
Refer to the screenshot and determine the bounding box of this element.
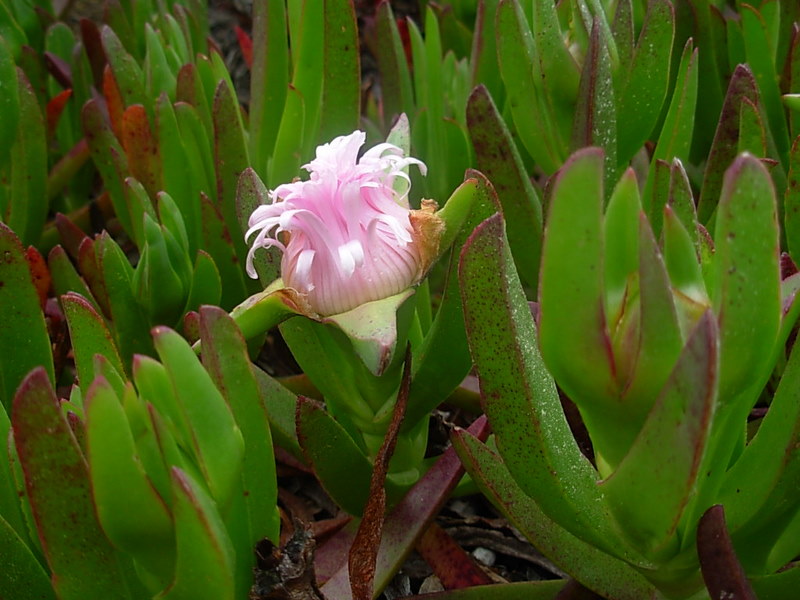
[466,85,543,292]
[614,0,674,163]
[61,292,126,392]
[296,396,376,517]
[318,0,360,142]
[85,377,174,587]
[601,312,717,557]
[155,468,235,600]
[12,368,128,600]
[152,326,245,509]
[0,514,55,600]
[538,148,616,407]
[459,212,641,564]
[453,430,658,600]
[0,223,54,413]
[199,305,279,544]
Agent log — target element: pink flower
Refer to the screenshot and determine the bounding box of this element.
[245,131,441,316]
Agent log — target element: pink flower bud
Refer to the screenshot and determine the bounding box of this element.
[245,131,441,316]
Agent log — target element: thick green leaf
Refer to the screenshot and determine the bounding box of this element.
[571,20,616,183]
[296,396,375,516]
[720,334,800,532]
[183,250,222,314]
[614,0,674,163]
[0,223,54,413]
[784,135,800,262]
[252,365,302,461]
[268,84,305,187]
[82,99,133,237]
[155,468,235,600]
[5,69,47,246]
[406,175,496,429]
[697,65,759,224]
[96,232,154,362]
[618,217,683,418]
[152,326,245,509]
[459,211,643,565]
[601,312,717,558]
[603,168,640,325]
[12,368,128,600]
[156,94,200,254]
[0,514,55,600]
[495,0,564,172]
[248,1,288,176]
[374,1,415,127]
[537,149,616,420]
[643,40,698,210]
[741,4,790,165]
[212,81,250,272]
[85,377,174,588]
[711,154,781,404]
[318,0,360,142]
[466,85,542,292]
[290,0,324,158]
[452,430,658,600]
[61,292,126,392]
[101,24,146,109]
[200,192,248,311]
[0,38,19,170]
[199,306,279,544]
[683,154,782,548]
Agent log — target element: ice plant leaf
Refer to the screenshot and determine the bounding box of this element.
[643,41,698,215]
[452,429,659,600]
[6,69,47,246]
[459,212,639,564]
[0,515,54,600]
[199,306,280,545]
[156,468,236,600]
[85,377,174,588]
[406,173,497,429]
[467,84,543,292]
[601,312,717,558]
[0,224,54,413]
[719,333,800,532]
[296,395,375,517]
[12,368,127,600]
[614,0,674,163]
[61,292,126,391]
[319,0,360,141]
[152,326,245,509]
[538,148,616,412]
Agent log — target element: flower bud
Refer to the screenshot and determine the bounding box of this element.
[245,130,441,316]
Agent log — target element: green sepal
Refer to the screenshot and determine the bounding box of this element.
[324,289,415,377]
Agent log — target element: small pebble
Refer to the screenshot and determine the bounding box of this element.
[472,546,496,567]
